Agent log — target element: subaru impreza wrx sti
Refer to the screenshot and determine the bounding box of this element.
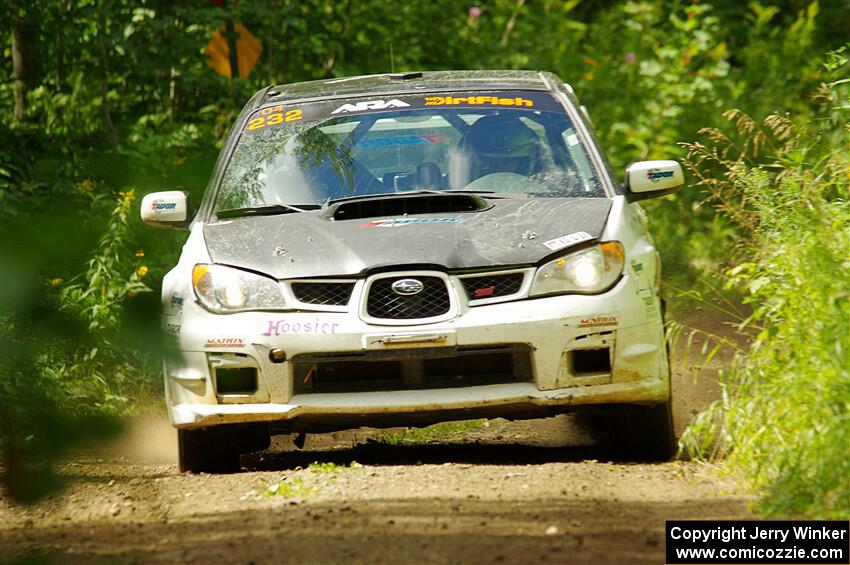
[141,71,685,473]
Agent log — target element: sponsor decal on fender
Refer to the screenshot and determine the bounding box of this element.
[205,338,245,348]
[578,316,618,328]
[262,320,339,336]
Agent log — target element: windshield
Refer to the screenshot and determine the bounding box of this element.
[215,91,605,213]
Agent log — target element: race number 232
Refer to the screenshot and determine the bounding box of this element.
[247,108,302,132]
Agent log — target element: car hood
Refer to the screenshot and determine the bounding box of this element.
[203,197,612,279]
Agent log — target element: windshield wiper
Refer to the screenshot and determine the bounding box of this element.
[216,203,321,219]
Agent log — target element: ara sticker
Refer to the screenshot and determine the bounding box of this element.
[542,231,594,251]
[170,293,184,307]
[578,316,618,328]
[205,338,245,348]
[362,217,462,228]
[331,99,410,114]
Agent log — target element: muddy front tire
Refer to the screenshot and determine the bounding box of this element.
[607,401,675,461]
[178,426,241,473]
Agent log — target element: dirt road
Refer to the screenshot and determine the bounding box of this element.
[1,311,753,564]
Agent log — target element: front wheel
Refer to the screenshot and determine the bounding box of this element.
[178,426,241,473]
[607,400,676,461]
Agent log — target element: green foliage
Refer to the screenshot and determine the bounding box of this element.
[0,201,123,502]
[309,460,362,475]
[265,461,362,497]
[59,190,151,332]
[680,50,850,518]
[265,477,313,498]
[2,0,849,513]
[380,420,488,445]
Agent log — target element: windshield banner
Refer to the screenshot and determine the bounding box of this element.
[244,91,565,133]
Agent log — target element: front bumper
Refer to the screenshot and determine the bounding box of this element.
[164,275,668,429]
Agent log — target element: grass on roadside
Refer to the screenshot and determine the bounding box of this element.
[678,55,850,519]
[379,419,489,445]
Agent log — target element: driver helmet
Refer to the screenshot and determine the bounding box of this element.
[459,115,541,178]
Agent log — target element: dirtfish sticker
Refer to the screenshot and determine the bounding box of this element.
[542,231,594,251]
[362,217,462,228]
[647,168,674,183]
[151,200,177,211]
[332,99,410,114]
[424,95,534,107]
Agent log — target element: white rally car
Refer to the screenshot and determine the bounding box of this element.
[141,71,684,472]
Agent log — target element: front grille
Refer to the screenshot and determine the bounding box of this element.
[461,273,524,300]
[291,282,354,306]
[366,276,450,320]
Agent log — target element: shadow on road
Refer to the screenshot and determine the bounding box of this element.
[243,441,616,471]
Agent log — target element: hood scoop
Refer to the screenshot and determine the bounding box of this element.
[331,193,490,221]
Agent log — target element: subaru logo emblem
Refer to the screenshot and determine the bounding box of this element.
[391,278,424,296]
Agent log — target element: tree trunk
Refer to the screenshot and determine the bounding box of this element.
[97,13,119,149]
[11,15,40,121]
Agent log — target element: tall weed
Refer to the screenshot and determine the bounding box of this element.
[680,49,850,518]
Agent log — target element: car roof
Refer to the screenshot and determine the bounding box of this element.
[257,70,562,108]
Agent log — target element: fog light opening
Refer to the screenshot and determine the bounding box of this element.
[572,347,611,375]
[214,367,258,395]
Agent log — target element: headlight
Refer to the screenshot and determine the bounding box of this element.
[530,242,625,296]
[192,264,286,312]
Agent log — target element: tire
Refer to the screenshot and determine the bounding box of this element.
[607,400,676,461]
[237,423,271,454]
[178,426,241,473]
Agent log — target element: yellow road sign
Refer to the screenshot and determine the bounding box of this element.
[205,23,261,79]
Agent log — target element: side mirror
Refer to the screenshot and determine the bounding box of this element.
[624,160,685,202]
[140,191,192,229]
